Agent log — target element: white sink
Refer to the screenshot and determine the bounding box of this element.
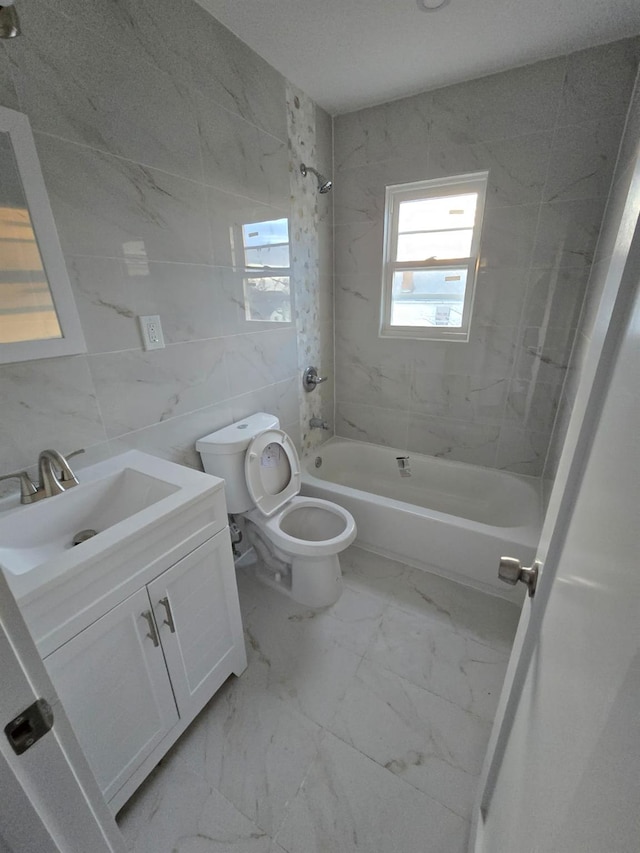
[0,451,226,623]
[0,468,179,576]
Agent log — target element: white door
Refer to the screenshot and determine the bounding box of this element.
[148,531,247,717]
[43,587,179,803]
[0,570,127,853]
[470,237,640,847]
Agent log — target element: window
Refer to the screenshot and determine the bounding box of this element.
[380,171,488,341]
[239,217,291,323]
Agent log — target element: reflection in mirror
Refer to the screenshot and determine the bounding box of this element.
[240,218,291,323]
[0,132,62,343]
[0,106,85,363]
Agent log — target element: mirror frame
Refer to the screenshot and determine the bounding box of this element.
[0,105,86,364]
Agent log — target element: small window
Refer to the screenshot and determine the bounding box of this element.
[380,171,488,341]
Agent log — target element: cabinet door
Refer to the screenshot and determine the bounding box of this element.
[148,531,246,718]
[43,587,178,803]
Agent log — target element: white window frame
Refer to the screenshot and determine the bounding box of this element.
[380,171,488,342]
[0,106,86,363]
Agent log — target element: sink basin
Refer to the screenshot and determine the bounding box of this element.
[0,450,226,624]
[0,468,178,576]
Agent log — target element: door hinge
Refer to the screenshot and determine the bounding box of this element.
[5,698,54,755]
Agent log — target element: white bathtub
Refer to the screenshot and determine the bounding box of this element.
[301,438,542,602]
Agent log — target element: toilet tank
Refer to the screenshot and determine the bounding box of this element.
[196,412,280,513]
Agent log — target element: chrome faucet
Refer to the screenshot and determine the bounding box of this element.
[0,448,85,504]
[309,417,329,430]
[38,449,84,497]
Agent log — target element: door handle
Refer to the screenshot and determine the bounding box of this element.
[498,557,540,597]
[158,597,176,633]
[141,610,160,647]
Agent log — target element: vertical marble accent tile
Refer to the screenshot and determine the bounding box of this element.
[89,339,229,437]
[533,198,607,270]
[8,1,202,181]
[495,426,550,476]
[117,760,276,853]
[287,82,334,454]
[327,659,490,818]
[66,256,140,355]
[36,133,213,264]
[406,413,500,467]
[558,38,640,126]
[0,356,107,469]
[335,402,409,449]
[276,730,469,853]
[197,91,289,207]
[365,604,510,722]
[543,116,625,203]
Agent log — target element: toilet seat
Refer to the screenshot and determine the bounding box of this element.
[245,429,301,517]
[247,496,357,557]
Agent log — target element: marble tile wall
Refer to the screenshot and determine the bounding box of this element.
[543,65,640,489]
[333,39,640,476]
[287,83,335,454]
[0,0,333,487]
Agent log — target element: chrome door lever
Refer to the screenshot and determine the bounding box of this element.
[498,557,540,597]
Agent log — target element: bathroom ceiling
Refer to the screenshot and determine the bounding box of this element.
[196,0,640,115]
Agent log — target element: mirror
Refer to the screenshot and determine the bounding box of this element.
[0,106,85,363]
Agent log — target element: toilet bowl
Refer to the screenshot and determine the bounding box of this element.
[196,413,356,607]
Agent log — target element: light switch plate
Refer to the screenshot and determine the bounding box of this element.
[138,315,165,350]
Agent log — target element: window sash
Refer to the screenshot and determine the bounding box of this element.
[381,172,488,341]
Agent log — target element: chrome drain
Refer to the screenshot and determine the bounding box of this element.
[72,529,98,546]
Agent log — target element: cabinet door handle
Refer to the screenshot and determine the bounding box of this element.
[158,597,176,633]
[141,610,160,647]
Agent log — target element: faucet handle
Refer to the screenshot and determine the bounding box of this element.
[66,448,85,461]
[0,471,38,502]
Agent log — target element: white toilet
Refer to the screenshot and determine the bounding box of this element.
[196,413,356,607]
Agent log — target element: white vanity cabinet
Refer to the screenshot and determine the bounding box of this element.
[42,527,247,813]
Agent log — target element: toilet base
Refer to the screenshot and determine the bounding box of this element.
[245,521,344,608]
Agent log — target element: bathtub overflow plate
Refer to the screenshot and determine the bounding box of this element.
[315,456,322,468]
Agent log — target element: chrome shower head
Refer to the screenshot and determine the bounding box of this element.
[300,163,333,194]
[0,1,20,38]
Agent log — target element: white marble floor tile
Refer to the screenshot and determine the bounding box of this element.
[327,658,490,818]
[391,566,521,652]
[365,604,510,722]
[240,593,365,727]
[340,546,409,603]
[275,730,469,853]
[117,760,280,853]
[166,678,321,838]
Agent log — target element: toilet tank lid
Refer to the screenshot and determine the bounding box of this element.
[196,413,280,455]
